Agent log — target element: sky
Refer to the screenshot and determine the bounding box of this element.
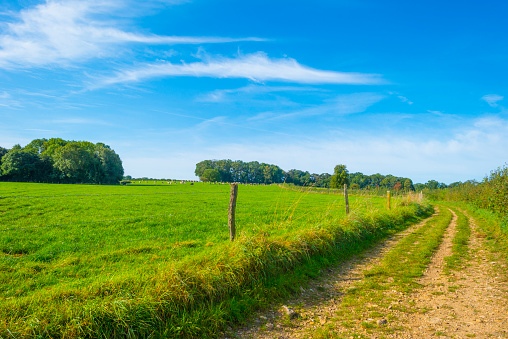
[1,0,507,184]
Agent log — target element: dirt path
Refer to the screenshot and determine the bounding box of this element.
[225,207,508,339]
[226,210,439,339]
[395,211,508,338]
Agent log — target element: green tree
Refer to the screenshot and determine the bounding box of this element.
[96,145,124,184]
[329,164,349,188]
[448,181,462,188]
[41,138,68,157]
[23,138,49,154]
[414,183,425,191]
[1,149,41,181]
[0,147,8,175]
[403,178,414,191]
[314,173,331,187]
[200,169,221,182]
[53,143,97,183]
[195,160,215,178]
[425,180,440,190]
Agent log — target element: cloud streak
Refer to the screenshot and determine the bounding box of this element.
[248,92,386,121]
[52,118,113,126]
[0,0,264,68]
[93,52,384,88]
[197,84,325,103]
[482,94,504,107]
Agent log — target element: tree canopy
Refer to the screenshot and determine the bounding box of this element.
[200,169,221,182]
[329,164,349,188]
[0,138,124,184]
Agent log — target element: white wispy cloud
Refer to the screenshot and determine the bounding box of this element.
[397,95,413,105]
[248,92,386,121]
[52,118,113,125]
[388,92,413,105]
[197,84,325,103]
[482,94,504,107]
[24,128,55,132]
[0,0,264,68]
[93,52,384,88]
[0,91,22,107]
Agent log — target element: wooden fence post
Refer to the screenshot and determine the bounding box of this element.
[387,190,391,210]
[344,184,349,214]
[228,183,238,241]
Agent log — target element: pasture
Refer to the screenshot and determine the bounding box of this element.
[0,182,429,338]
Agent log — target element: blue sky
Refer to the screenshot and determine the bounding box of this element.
[1,0,507,184]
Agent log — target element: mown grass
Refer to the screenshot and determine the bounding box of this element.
[312,207,453,338]
[0,182,431,338]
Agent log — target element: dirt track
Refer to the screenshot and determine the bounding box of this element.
[226,207,508,338]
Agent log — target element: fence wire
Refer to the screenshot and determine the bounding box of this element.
[0,190,284,199]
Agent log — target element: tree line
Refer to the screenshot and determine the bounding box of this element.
[0,138,124,184]
[195,159,448,190]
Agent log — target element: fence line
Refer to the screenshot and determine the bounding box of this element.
[0,200,335,233]
[0,190,284,199]
[0,198,346,232]
[0,184,402,263]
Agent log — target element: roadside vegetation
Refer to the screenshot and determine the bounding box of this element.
[435,165,508,265]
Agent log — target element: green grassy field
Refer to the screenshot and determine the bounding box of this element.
[0,182,430,338]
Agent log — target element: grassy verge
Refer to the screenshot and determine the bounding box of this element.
[0,199,432,338]
[443,207,471,273]
[312,206,452,338]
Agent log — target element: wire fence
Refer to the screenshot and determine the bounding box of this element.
[0,190,284,199]
[0,185,352,264]
[0,199,338,234]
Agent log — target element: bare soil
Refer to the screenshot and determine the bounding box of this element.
[225,208,508,338]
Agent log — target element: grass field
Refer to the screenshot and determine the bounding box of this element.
[0,182,430,338]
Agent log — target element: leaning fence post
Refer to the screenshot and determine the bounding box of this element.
[228,183,238,241]
[344,184,349,214]
[387,190,391,210]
